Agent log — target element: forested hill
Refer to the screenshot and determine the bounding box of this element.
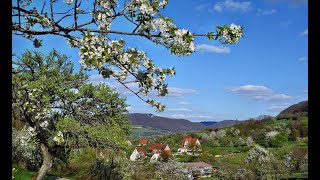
[277,100,308,119]
[126,113,206,132]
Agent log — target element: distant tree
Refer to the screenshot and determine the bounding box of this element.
[235,137,246,147]
[246,136,254,146]
[268,132,288,148]
[290,129,300,141]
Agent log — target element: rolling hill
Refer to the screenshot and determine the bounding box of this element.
[126,113,241,138]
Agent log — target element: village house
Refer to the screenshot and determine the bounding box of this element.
[178,136,201,153]
[149,143,172,162]
[184,162,213,178]
[148,143,172,154]
[138,138,148,146]
[130,147,147,161]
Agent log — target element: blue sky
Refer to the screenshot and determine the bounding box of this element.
[12,0,308,121]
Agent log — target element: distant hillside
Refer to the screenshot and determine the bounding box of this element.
[127,113,206,132]
[277,100,308,119]
[200,121,218,126]
[208,120,241,128]
[126,113,242,138]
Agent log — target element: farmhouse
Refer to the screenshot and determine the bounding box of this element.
[184,162,213,178]
[138,138,148,146]
[178,136,201,153]
[148,143,172,155]
[130,147,147,161]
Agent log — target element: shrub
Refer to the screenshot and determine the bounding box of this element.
[268,132,288,148]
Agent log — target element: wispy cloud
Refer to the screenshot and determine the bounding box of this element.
[299,28,308,36]
[178,101,192,105]
[167,87,199,97]
[167,108,193,112]
[196,44,231,54]
[256,9,277,16]
[226,84,295,101]
[88,74,199,98]
[298,56,307,61]
[213,0,251,13]
[266,103,290,112]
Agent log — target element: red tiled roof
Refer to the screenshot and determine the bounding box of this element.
[136,147,147,156]
[149,143,167,151]
[182,136,199,146]
[139,139,148,145]
[184,162,212,168]
[162,150,172,155]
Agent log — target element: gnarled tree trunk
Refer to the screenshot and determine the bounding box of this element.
[36,143,52,180]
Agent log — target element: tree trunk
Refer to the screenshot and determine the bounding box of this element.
[36,143,53,180]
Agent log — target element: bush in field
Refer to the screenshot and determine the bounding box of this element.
[214,166,256,180]
[257,158,289,179]
[246,146,273,165]
[12,126,42,171]
[235,137,246,147]
[268,132,288,148]
[246,136,254,146]
[228,127,240,137]
[283,147,308,171]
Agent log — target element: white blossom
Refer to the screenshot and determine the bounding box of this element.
[64,0,73,5]
[40,120,49,128]
[265,130,279,139]
[28,126,36,136]
[53,131,64,144]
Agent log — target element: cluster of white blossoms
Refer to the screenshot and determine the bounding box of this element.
[78,33,176,111]
[265,130,279,139]
[95,0,118,31]
[40,120,49,128]
[246,145,273,165]
[246,136,254,146]
[137,17,195,56]
[53,131,64,144]
[28,126,37,137]
[220,23,243,44]
[64,0,73,5]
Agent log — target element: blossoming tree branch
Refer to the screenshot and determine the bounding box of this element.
[12,0,243,112]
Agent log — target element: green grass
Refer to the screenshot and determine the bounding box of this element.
[14,167,37,180]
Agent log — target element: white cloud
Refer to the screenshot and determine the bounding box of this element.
[227,85,273,96]
[298,56,308,61]
[167,87,199,97]
[178,101,192,105]
[303,89,308,93]
[88,74,198,98]
[226,84,295,101]
[196,44,231,54]
[300,28,308,36]
[213,0,251,13]
[267,103,290,112]
[256,9,277,16]
[167,108,193,112]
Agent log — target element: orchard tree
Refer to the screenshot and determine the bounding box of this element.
[12,49,130,179]
[12,0,243,112]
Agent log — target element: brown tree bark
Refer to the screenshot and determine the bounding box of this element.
[35,143,53,180]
